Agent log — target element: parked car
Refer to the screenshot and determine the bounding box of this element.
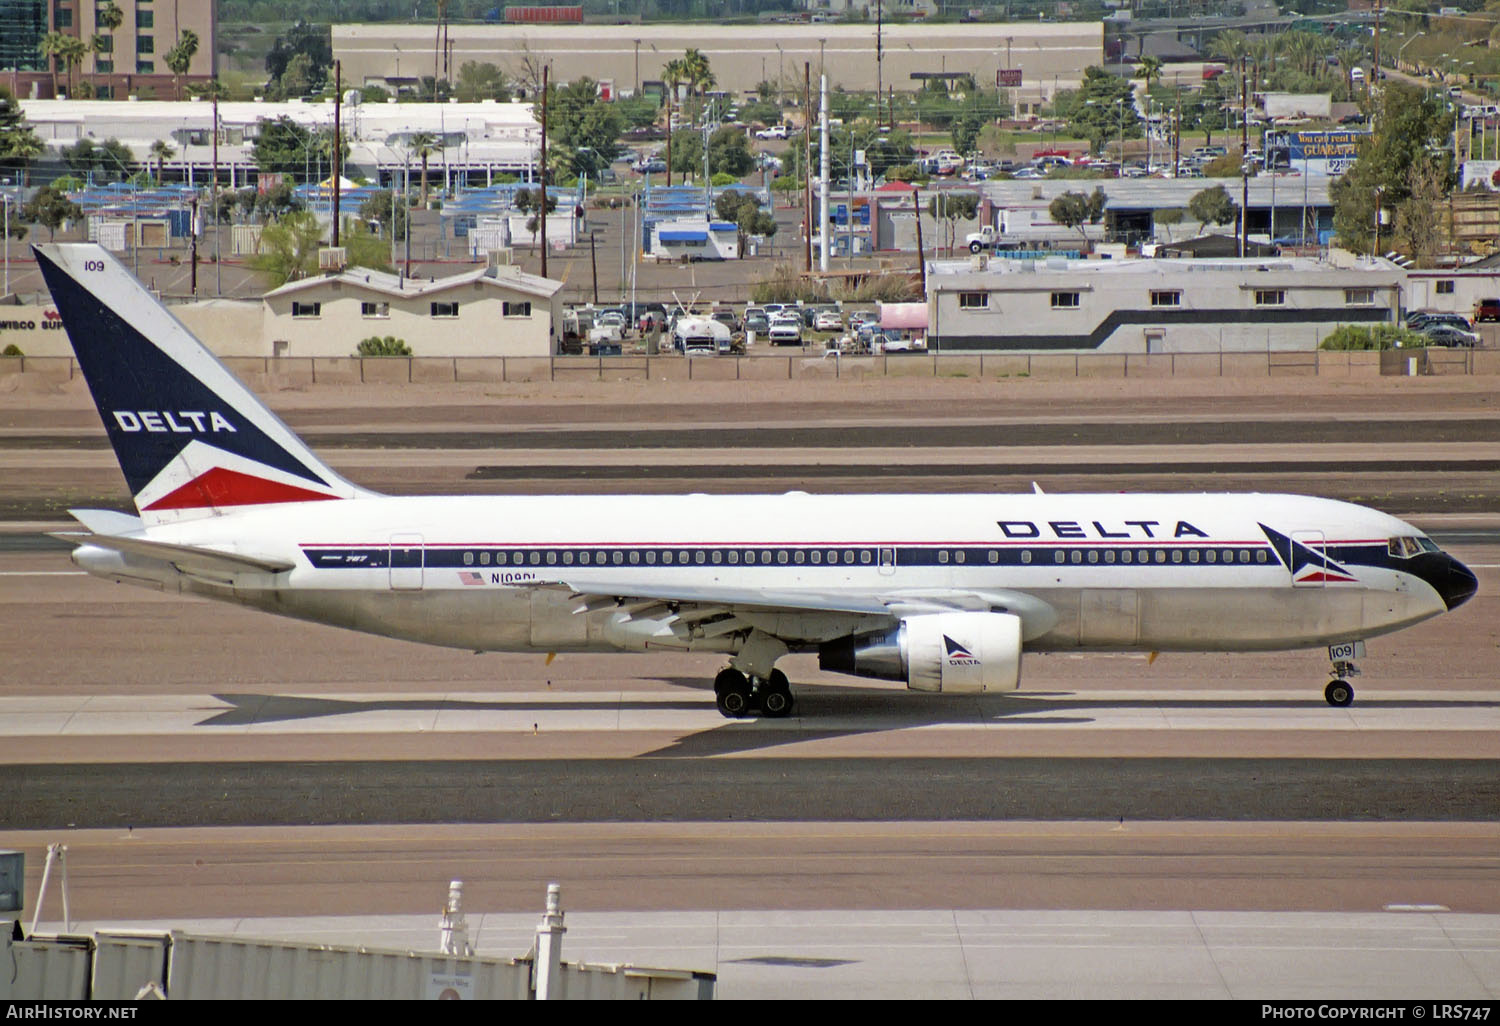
[743,311,770,337]
[1407,311,1472,332]
[813,309,843,332]
[768,313,803,346]
[755,124,791,140]
[1474,298,1500,323]
[633,157,667,174]
[1422,324,1480,348]
[711,309,741,333]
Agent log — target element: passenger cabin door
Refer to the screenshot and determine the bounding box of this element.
[389,533,425,591]
[1291,529,1326,588]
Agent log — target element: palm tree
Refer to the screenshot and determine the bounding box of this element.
[95,2,124,97]
[3,131,45,186]
[434,0,451,100]
[1209,30,1251,67]
[149,139,175,185]
[39,33,70,98]
[1136,55,1163,92]
[58,36,89,100]
[408,131,440,208]
[165,29,199,101]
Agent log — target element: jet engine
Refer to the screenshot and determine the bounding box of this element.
[817,612,1023,694]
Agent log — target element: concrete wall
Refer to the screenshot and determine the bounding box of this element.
[8,349,1497,383]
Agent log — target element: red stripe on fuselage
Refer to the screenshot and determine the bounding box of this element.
[142,467,339,511]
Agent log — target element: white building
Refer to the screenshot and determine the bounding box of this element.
[19,98,541,189]
[650,218,740,261]
[926,253,1404,353]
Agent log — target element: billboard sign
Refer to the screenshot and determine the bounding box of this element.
[1277,129,1369,175]
[997,69,1022,88]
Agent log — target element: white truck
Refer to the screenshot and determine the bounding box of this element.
[965,225,1000,253]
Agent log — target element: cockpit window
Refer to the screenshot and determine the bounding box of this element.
[1418,537,1441,554]
[1388,536,1425,558]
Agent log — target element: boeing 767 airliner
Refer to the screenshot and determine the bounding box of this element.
[36,243,1478,718]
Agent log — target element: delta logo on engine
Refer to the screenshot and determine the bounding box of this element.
[944,636,979,667]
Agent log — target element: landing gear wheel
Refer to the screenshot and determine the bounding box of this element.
[1325,680,1354,707]
[717,683,752,718]
[714,667,748,696]
[759,669,794,718]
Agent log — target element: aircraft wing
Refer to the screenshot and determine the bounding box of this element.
[540,578,1058,641]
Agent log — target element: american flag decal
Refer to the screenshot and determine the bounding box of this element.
[459,571,487,586]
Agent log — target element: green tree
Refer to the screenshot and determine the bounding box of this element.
[356,335,411,356]
[1064,66,1141,156]
[950,112,984,158]
[359,190,408,242]
[252,116,314,179]
[455,61,510,102]
[544,77,623,179]
[165,28,200,101]
[149,139,175,185]
[1188,184,1239,227]
[21,185,82,241]
[0,89,45,185]
[927,191,981,254]
[1332,81,1454,255]
[1136,56,1164,91]
[61,137,135,181]
[715,190,777,256]
[1048,187,1107,246]
[39,33,69,98]
[407,131,441,208]
[250,209,324,285]
[265,21,331,94]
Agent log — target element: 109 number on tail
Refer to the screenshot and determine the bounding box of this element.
[83,260,106,272]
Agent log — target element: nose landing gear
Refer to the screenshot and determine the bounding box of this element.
[1324,660,1360,707]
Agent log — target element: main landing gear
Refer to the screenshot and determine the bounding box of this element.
[1324,659,1360,707]
[714,667,794,719]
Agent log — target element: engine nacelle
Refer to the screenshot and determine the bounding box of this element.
[818,612,1023,694]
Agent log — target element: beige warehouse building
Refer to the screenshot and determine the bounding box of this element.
[261,264,565,359]
[332,21,1103,108]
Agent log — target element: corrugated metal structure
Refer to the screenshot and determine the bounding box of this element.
[2,927,714,1000]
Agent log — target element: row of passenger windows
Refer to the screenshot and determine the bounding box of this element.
[455,547,1272,567]
[1027,548,1270,565]
[462,548,879,567]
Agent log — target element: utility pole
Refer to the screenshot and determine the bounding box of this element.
[212,88,220,296]
[189,197,198,295]
[589,229,598,305]
[803,62,812,274]
[540,63,549,280]
[665,87,673,188]
[912,184,926,300]
[1240,57,1248,259]
[876,0,884,128]
[820,73,829,273]
[332,60,342,248]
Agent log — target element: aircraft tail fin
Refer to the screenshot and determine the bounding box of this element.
[35,244,371,526]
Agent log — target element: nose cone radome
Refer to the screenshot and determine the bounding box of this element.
[1439,556,1480,611]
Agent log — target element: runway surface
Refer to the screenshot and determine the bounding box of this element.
[4,375,1499,997]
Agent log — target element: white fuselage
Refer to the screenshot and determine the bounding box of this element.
[74,491,1452,661]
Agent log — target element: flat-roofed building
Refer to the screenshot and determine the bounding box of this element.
[261,263,564,358]
[20,98,541,189]
[926,253,1403,352]
[333,21,1103,109]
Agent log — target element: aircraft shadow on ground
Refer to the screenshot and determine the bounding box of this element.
[198,693,709,726]
[198,688,1500,759]
[637,686,1500,758]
